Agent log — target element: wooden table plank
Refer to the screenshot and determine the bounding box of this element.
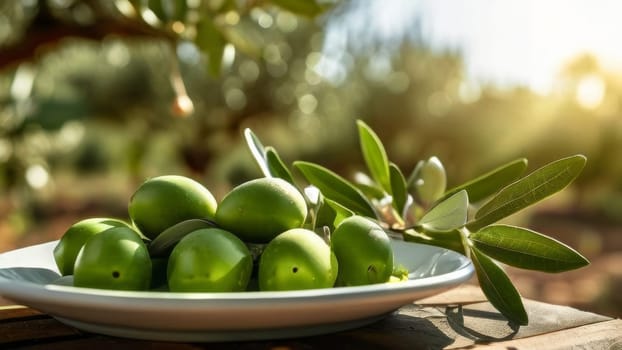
[0,296,14,306]
[0,318,84,345]
[468,319,622,350]
[0,305,43,321]
[13,320,621,350]
[0,285,619,349]
[416,284,488,306]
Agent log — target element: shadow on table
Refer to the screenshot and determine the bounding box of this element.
[203,315,455,350]
[441,297,613,348]
[445,305,520,342]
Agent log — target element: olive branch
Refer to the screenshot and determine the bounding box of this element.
[243,120,589,326]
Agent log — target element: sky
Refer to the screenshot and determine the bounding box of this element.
[418,0,622,93]
[322,0,622,94]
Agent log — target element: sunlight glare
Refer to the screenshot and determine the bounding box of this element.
[25,164,49,189]
[322,0,622,94]
[575,75,605,109]
[418,0,622,94]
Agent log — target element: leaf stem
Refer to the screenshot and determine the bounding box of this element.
[458,227,472,260]
[400,228,466,255]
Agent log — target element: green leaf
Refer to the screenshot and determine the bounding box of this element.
[314,195,354,230]
[354,182,386,200]
[313,193,334,230]
[357,120,391,194]
[468,155,586,231]
[147,0,167,22]
[402,229,466,255]
[269,0,324,17]
[470,246,528,325]
[206,0,235,12]
[265,146,295,185]
[294,161,377,218]
[126,0,142,14]
[352,172,385,200]
[443,158,528,203]
[470,225,589,272]
[162,0,188,21]
[325,198,354,226]
[221,22,263,59]
[149,219,216,257]
[418,190,468,231]
[195,19,227,76]
[390,163,408,216]
[243,128,270,177]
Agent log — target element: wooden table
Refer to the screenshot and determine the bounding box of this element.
[1,284,621,349]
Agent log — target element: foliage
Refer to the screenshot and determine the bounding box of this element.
[0,0,335,196]
[120,0,331,76]
[246,120,589,325]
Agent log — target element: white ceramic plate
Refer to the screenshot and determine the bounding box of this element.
[0,240,473,342]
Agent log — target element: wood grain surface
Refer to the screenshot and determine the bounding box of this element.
[1,285,621,349]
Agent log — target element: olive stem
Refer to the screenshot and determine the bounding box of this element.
[399,227,467,255]
[168,48,194,117]
[457,227,472,260]
[321,225,332,245]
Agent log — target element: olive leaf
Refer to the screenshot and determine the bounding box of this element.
[244,130,295,184]
[325,198,355,225]
[354,182,386,200]
[244,128,270,177]
[221,21,264,59]
[265,146,295,185]
[357,120,392,194]
[140,0,188,22]
[470,225,589,272]
[418,190,468,232]
[402,228,466,255]
[195,19,227,76]
[468,155,586,231]
[148,219,216,257]
[294,161,377,218]
[443,158,528,203]
[353,172,386,200]
[470,246,528,325]
[314,194,354,230]
[389,163,408,217]
[312,192,334,230]
[162,0,188,21]
[146,0,167,22]
[270,0,325,17]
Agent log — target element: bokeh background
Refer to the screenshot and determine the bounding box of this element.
[1,0,621,318]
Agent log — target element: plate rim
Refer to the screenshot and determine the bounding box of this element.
[0,239,474,304]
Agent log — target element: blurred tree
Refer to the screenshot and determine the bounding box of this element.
[2,0,622,241]
[0,0,333,238]
[0,0,332,185]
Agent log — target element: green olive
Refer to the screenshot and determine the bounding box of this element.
[73,226,152,291]
[53,217,130,276]
[128,175,218,240]
[167,228,253,292]
[258,228,337,291]
[215,177,307,243]
[331,215,394,286]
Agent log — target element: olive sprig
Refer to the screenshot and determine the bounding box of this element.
[244,120,589,326]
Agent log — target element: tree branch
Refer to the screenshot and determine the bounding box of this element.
[0,0,177,71]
